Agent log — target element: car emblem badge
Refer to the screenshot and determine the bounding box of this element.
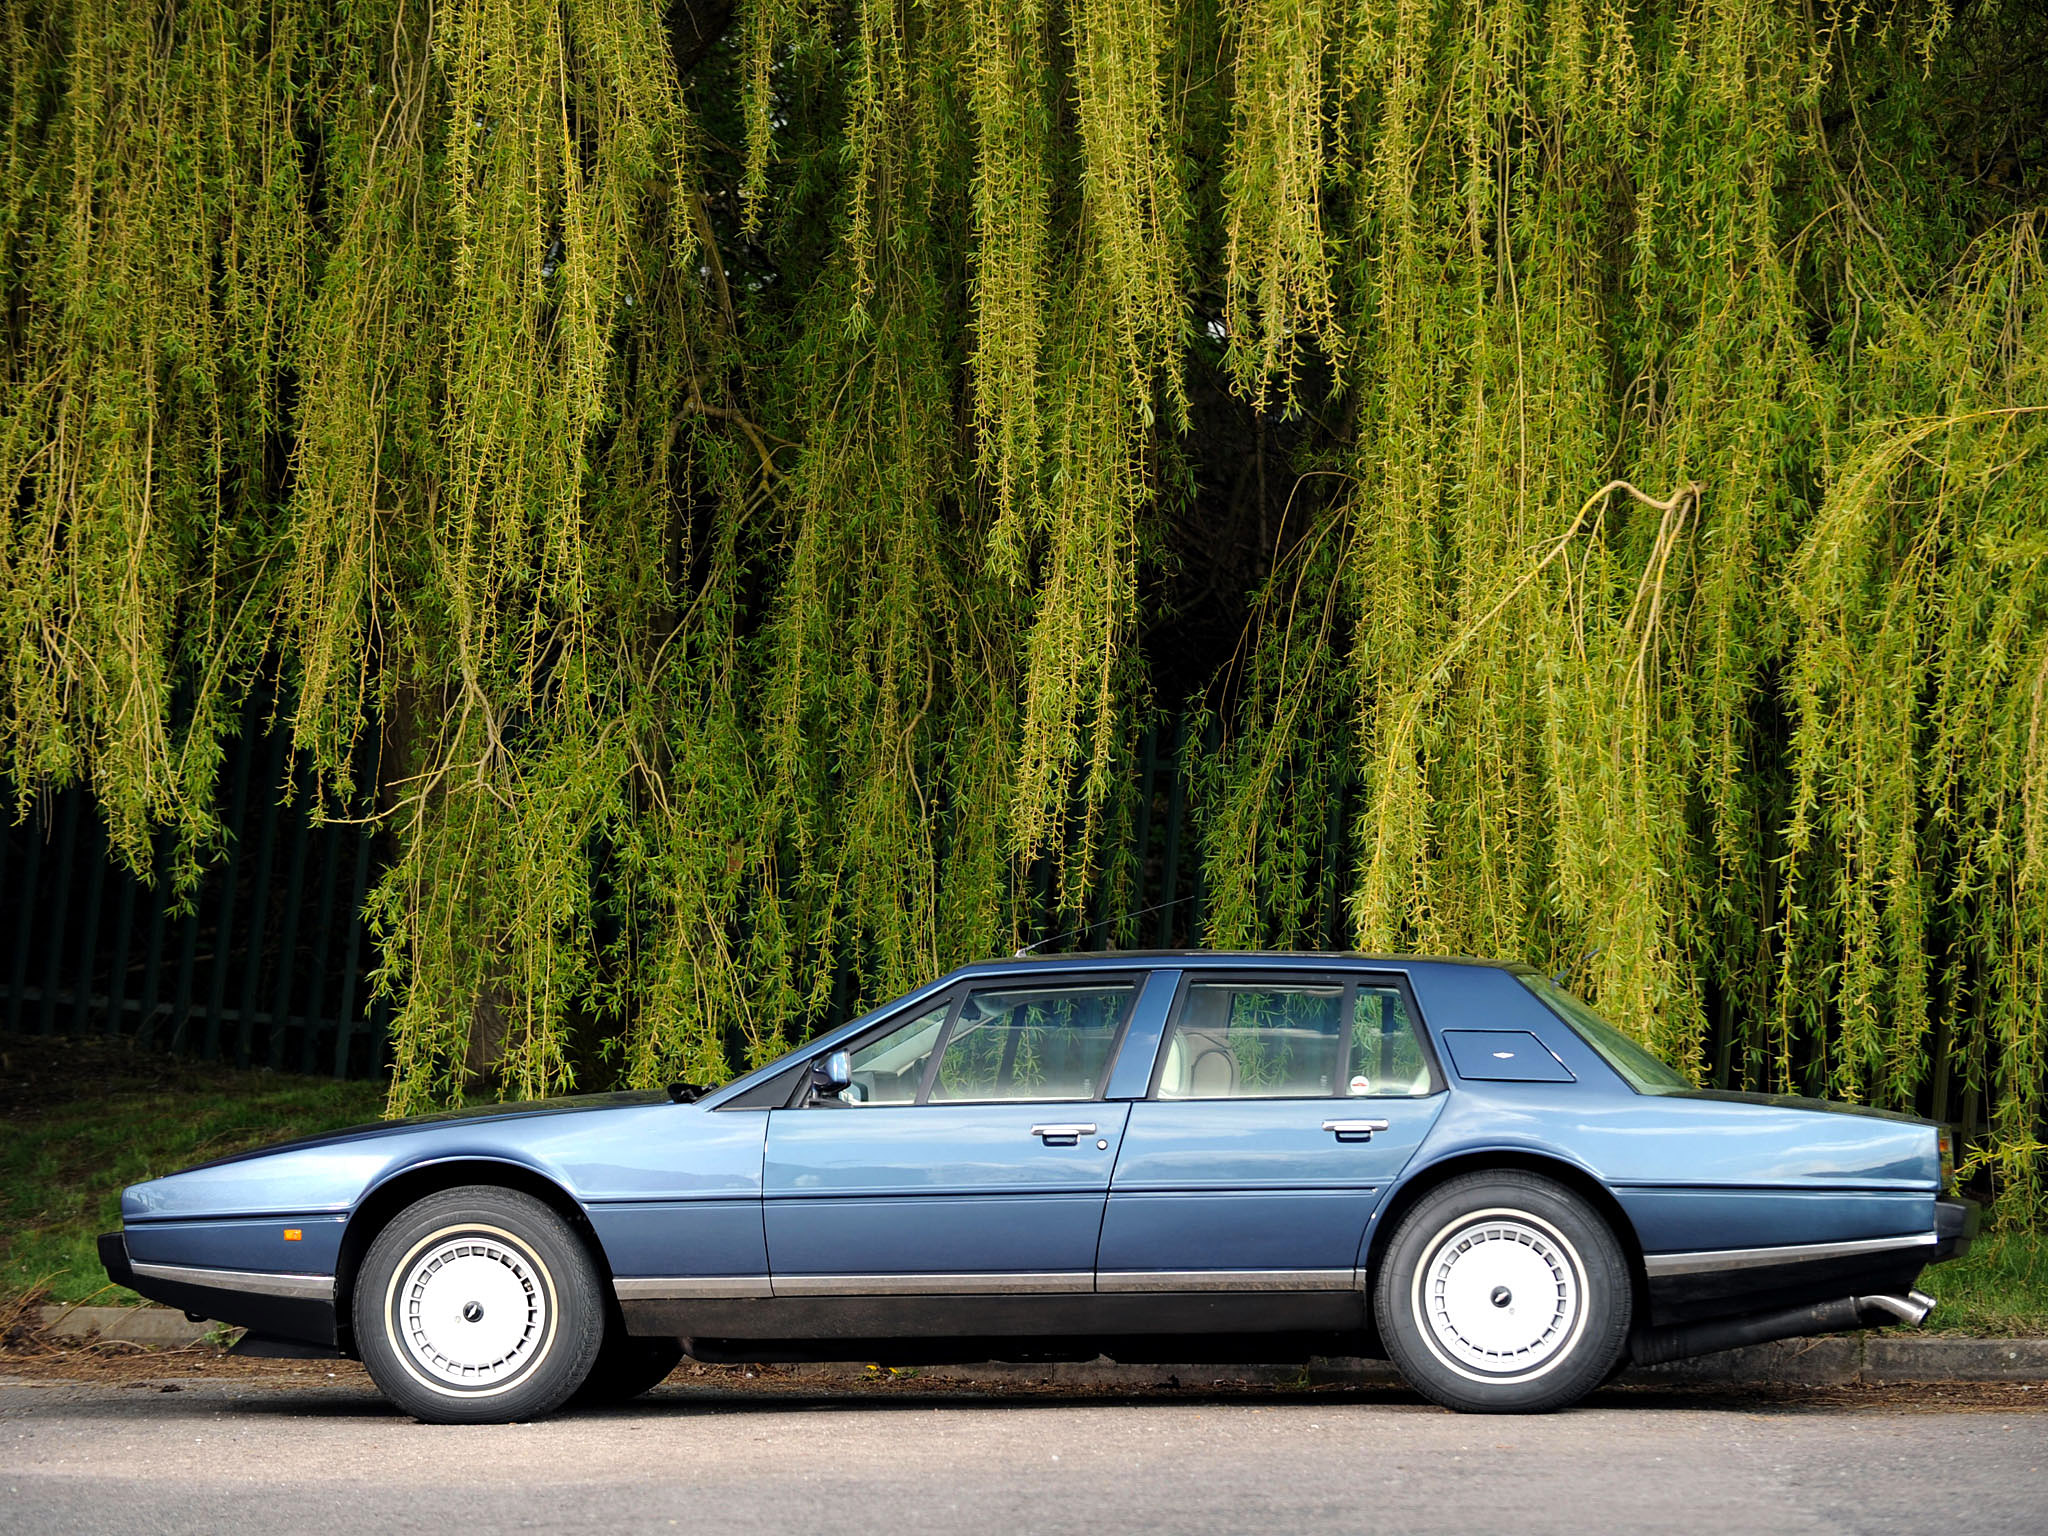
[462,1301,484,1323]
[1490,1286,1512,1308]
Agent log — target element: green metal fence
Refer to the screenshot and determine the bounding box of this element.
[0,717,388,1078]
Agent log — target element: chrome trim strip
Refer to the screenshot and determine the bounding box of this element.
[1643,1231,1938,1279]
[625,1269,1371,1299]
[129,1260,335,1302]
[1097,1269,1358,1294]
[772,1272,1093,1297]
[613,1275,774,1301]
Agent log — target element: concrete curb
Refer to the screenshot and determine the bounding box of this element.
[33,1306,2048,1385]
[35,1306,228,1347]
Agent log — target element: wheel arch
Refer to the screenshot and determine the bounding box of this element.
[334,1157,616,1355]
[1363,1149,1649,1317]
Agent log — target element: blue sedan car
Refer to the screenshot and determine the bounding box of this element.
[100,952,1976,1420]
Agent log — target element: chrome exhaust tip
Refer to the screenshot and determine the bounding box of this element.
[1857,1291,1937,1326]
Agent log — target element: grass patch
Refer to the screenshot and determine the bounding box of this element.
[1919,1227,2048,1336]
[0,1032,384,1306]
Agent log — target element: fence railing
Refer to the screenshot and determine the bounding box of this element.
[0,718,388,1078]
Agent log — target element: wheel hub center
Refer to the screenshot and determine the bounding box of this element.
[1420,1214,1585,1380]
[395,1235,548,1389]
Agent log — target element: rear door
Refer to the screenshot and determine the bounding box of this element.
[1097,971,1447,1290]
[763,974,1141,1292]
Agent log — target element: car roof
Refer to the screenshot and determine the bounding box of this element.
[945,949,1519,977]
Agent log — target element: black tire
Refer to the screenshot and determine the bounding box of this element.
[353,1185,607,1424]
[1373,1171,1631,1413]
[571,1333,684,1407]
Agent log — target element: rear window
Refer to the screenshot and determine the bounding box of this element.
[1515,974,1689,1094]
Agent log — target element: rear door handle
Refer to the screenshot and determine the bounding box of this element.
[1323,1119,1391,1141]
[1030,1123,1097,1146]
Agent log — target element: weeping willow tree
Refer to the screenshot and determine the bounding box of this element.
[1,1,2044,1212]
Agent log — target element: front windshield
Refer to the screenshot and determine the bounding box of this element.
[1516,973,1690,1093]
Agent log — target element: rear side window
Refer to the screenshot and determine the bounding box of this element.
[1157,981,1346,1098]
[1156,978,1435,1100]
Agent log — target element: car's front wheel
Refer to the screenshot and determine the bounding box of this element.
[354,1185,606,1424]
[1374,1171,1631,1413]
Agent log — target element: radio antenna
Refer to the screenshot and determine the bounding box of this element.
[1013,894,1196,958]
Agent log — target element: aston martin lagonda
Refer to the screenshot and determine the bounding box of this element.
[100,952,1976,1420]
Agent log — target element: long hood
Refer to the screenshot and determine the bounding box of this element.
[120,1088,708,1223]
[180,1089,672,1173]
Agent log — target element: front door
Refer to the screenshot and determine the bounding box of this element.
[1097,972,1447,1290]
[764,976,1140,1293]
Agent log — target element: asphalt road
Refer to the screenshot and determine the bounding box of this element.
[3,1376,2045,1536]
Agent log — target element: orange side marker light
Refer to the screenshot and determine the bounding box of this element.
[283,1228,302,1242]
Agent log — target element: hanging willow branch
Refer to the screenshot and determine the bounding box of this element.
[1,0,2044,1216]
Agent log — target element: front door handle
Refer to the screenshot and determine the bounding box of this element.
[1030,1123,1097,1146]
[1323,1118,1391,1141]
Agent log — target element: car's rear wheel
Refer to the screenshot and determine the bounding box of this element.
[571,1332,684,1406]
[1374,1171,1630,1413]
[354,1185,606,1424]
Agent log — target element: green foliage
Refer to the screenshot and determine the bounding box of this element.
[1,0,2045,1216]
[1200,1,2048,1220]
[1922,1226,2048,1336]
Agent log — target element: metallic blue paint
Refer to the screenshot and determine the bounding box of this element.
[107,950,1955,1356]
[121,1213,346,1274]
[1099,1096,1444,1274]
[763,1103,1132,1276]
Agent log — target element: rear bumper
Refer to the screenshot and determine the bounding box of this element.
[1642,1226,1944,1328]
[1933,1196,1980,1262]
[99,1231,339,1348]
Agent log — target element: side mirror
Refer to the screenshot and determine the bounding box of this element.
[808,1050,852,1099]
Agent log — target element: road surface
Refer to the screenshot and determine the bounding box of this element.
[3,1372,2043,1534]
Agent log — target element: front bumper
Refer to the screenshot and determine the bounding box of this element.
[1933,1196,1980,1263]
[98,1231,339,1348]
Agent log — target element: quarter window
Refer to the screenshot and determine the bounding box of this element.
[929,984,1133,1103]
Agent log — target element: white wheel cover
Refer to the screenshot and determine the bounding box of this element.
[1411,1207,1590,1386]
[386,1224,558,1397]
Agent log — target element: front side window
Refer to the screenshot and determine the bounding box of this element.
[837,1002,950,1105]
[929,984,1133,1103]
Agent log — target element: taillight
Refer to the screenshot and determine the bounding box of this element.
[1939,1126,1957,1191]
